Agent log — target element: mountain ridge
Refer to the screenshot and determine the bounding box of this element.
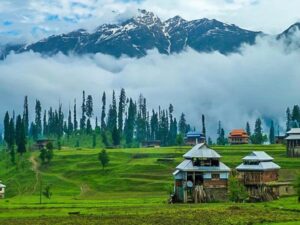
[1,10,298,59]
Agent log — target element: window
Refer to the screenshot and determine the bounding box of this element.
[0,188,2,192]
[212,173,220,180]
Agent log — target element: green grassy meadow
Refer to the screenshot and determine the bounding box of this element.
[0,144,299,224]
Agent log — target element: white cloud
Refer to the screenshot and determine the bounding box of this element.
[0,35,299,138]
[0,0,300,44]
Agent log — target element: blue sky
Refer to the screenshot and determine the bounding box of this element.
[0,0,299,44]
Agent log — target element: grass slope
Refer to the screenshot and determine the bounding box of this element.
[0,144,299,224]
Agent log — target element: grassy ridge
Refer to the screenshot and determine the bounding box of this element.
[0,144,299,224]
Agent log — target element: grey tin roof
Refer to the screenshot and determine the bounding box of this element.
[0,183,6,188]
[176,159,230,172]
[183,143,221,159]
[243,151,274,161]
[287,128,300,134]
[236,161,280,171]
[286,135,300,140]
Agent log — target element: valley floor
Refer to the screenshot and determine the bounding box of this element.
[0,145,299,224]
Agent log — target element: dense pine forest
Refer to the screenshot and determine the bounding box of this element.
[1,89,193,157]
[2,87,300,163]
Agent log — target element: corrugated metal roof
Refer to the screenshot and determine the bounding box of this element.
[236,161,280,171]
[185,131,204,138]
[285,135,300,140]
[287,128,300,134]
[183,143,221,159]
[243,151,273,161]
[0,183,6,188]
[176,159,230,172]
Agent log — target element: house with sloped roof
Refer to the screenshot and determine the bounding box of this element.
[236,151,282,201]
[285,128,300,157]
[228,129,249,145]
[184,131,205,146]
[0,181,6,199]
[173,143,230,203]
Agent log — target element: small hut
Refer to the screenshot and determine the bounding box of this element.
[236,151,281,201]
[0,181,6,199]
[184,131,205,146]
[34,138,54,150]
[285,128,300,157]
[173,143,230,203]
[228,129,249,145]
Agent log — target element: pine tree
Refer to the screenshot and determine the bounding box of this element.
[286,107,291,131]
[86,118,92,134]
[118,88,126,134]
[9,117,15,163]
[124,98,136,145]
[269,120,275,144]
[251,118,263,144]
[217,121,226,145]
[202,114,206,139]
[101,92,106,130]
[92,133,96,148]
[73,99,78,131]
[23,96,29,136]
[150,110,159,140]
[246,122,251,136]
[4,111,10,148]
[43,110,48,136]
[67,108,73,136]
[80,91,86,131]
[35,100,42,137]
[292,105,300,125]
[107,91,117,132]
[178,113,187,135]
[15,115,26,155]
[86,95,93,118]
[112,126,120,146]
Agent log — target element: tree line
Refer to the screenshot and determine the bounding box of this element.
[2,89,193,157]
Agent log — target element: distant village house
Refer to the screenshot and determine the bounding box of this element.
[285,128,300,157]
[228,129,249,145]
[184,131,205,146]
[236,151,285,201]
[142,140,161,148]
[34,138,54,150]
[173,143,230,203]
[0,181,6,199]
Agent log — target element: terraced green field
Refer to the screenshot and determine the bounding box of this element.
[0,144,299,224]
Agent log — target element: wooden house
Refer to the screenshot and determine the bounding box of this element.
[184,131,205,146]
[173,143,230,203]
[285,128,300,157]
[34,138,54,150]
[236,151,281,201]
[228,129,249,145]
[142,140,161,148]
[0,181,6,199]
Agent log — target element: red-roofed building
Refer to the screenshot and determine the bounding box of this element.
[228,129,249,145]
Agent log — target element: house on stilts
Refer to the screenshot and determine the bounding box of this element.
[236,151,283,202]
[173,143,230,203]
[285,128,300,157]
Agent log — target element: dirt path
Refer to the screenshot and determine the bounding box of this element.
[29,155,40,193]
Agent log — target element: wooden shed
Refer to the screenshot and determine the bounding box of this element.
[173,143,230,203]
[285,128,300,157]
[236,151,281,201]
[0,181,6,199]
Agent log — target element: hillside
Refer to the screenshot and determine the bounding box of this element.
[0,145,299,224]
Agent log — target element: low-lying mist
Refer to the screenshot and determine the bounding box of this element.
[0,35,299,139]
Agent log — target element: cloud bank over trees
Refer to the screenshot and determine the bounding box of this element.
[1,35,300,137]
